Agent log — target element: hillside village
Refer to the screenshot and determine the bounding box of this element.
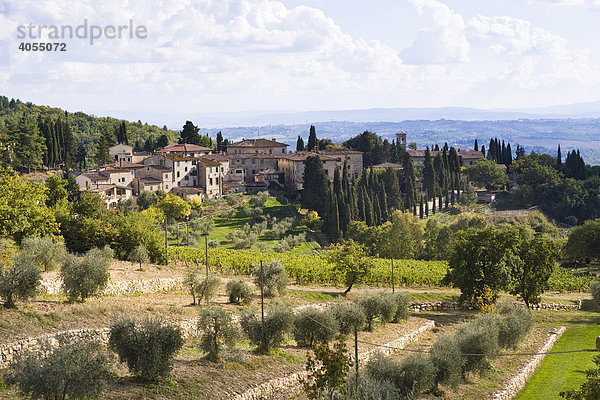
[76,132,485,209]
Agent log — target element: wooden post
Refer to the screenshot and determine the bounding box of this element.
[260,260,266,352]
[354,325,359,389]
[164,217,168,261]
[205,233,209,276]
[186,218,189,246]
[391,258,395,294]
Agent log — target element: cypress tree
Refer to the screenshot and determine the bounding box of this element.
[424,195,429,217]
[357,185,365,221]
[402,151,418,213]
[296,136,305,152]
[474,139,478,151]
[506,143,512,166]
[419,195,424,219]
[307,125,317,151]
[557,145,562,166]
[481,145,486,157]
[423,147,436,201]
[302,155,330,216]
[349,186,358,221]
[333,167,342,196]
[341,161,350,199]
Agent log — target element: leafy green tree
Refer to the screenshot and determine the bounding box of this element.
[253,260,288,297]
[294,308,339,347]
[157,194,191,222]
[466,158,509,190]
[179,120,201,145]
[429,335,464,391]
[61,246,112,302]
[0,168,59,243]
[225,279,252,304]
[510,234,558,307]
[12,115,46,172]
[4,339,113,400]
[379,211,425,259]
[20,236,67,271]
[198,306,240,361]
[0,254,41,308]
[137,190,158,210]
[129,244,149,271]
[447,227,520,307]
[196,276,221,304]
[329,302,366,335]
[109,317,183,382]
[565,219,600,263]
[240,302,294,353]
[327,240,369,294]
[45,174,68,207]
[184,267,203,305]
[303,336,351,400]
[113,211,165,264]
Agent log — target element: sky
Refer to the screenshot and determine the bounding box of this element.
[1,0,600,123]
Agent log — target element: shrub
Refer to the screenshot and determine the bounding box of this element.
[249,191,269,207]
[198,306,240,361]
[356,293,396,331]
[3,339,112,400]
[226,279,252,305]
[197,276,221,305]
[303,336,351,399]
[364,354,401,388]
[294,308,339,347]
[240,302,294,353]
[329,302,366,335]
[20,236,67,271]
[346,370,397,400]
[496,304,533,349]
[61,246,112,303]
[592,281,600,307]
[184,267,202,305]
[392,292,411,323]
[429,334,464,389]
[208,239,220,248]
[108,317,183,382]
[456,315,500,373]
[129,244,149,271]
[253,261,288,297]
[396,355,436,400]
[0,254,41,308]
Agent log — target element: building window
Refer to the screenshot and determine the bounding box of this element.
[236,169,242,173]
[166,185,169,189]
[185,167,188,172]
[185,176,189,181]
[209,167,212,173]
[252,159,255,164]
[209,178,213,185]
[177,171,180,178]
[177,161,180,167]
[282,148,285,153]
[242,160,245,165]
[269,149,272,154]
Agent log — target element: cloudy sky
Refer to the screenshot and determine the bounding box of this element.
[1,0,600,122]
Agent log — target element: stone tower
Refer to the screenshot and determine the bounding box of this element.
[396,132,407,149]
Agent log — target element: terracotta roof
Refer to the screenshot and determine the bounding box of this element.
[227,138,289,148]
[322,149,363,155]
[81,172,110,182]
[156,143,212,153]
[143,165,172,172]
[197,157,221,167]
[133,151,152,156]
[256,169,280,175]
[204,153,229,162]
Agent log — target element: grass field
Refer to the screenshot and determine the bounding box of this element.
[516,322,600,400]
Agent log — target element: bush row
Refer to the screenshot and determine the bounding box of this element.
[345,303,534,399]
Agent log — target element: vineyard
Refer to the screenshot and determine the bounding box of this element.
[171,247,597,292]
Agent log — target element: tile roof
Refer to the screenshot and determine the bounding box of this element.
[227,138,289,148]
[156,143,212,153]
[372,162,403,169]
[197,157,221,167]
[282,151,340,161]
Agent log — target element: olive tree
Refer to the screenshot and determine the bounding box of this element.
[0,254,41,308]
[4,339,113,400]
[198,306,240,361]
[61,246,112,303]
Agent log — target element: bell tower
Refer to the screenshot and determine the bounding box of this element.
[396,132,407,149]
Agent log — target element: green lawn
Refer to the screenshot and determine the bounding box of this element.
[516,324,600,400]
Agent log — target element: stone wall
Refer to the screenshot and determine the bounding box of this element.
[492,326,566,400]
[39,278,186,296]
[409,301,580,312]
[234,320,435,400]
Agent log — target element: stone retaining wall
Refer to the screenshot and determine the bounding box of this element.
[410,301,580,312]
[491,326,566,400]
[39,278,186,296]
[233,320,435,400]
